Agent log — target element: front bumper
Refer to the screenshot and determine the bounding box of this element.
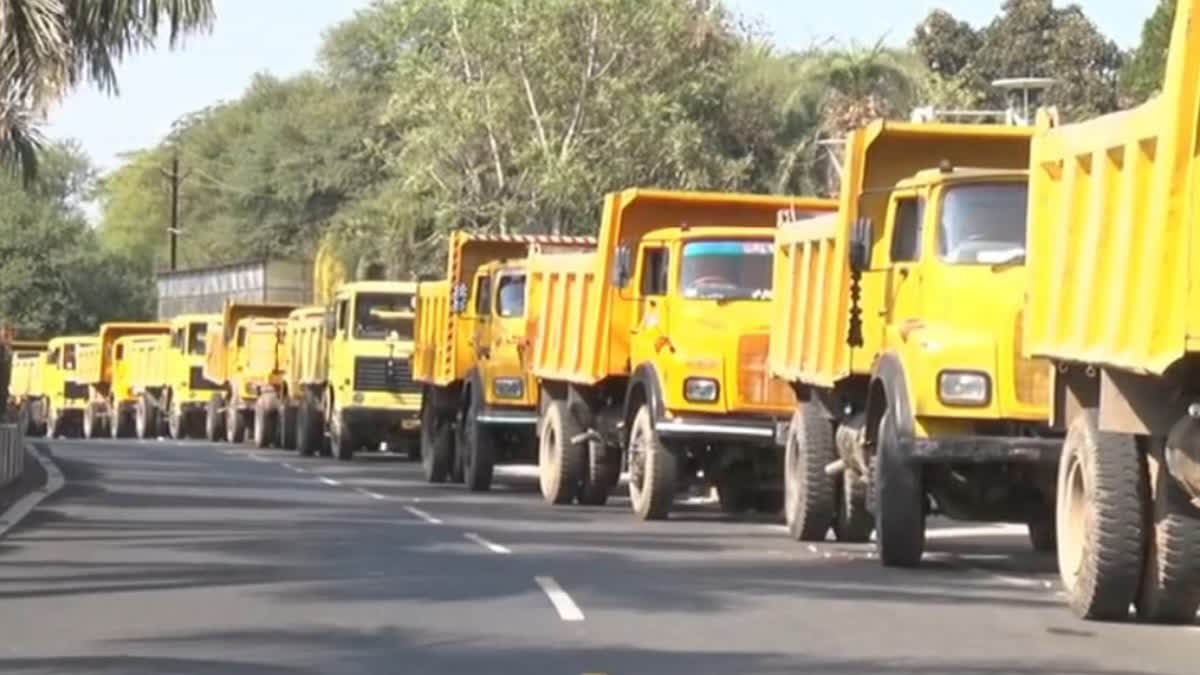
[655,414,784,445]
[906,436,1061,464]
[476,405,538,426]
[341,405,421,434]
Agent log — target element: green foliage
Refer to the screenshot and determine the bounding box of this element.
[1121,0,1176,104]
[912,0,1124,120]
[0,143,152,338]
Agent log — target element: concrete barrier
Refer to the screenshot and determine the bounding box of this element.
[0,424,23,489]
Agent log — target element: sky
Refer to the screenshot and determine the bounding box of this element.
[45,0,1157,174]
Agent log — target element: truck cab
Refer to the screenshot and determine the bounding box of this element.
[41,335,96,438]
[321,281,421,459]
[163,313,222,439]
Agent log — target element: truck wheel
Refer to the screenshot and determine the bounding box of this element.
[1056,410,1144,621]
[628,404,677,520]
[296,397,319,457]
[420,389,454,482]
[279,404,298,450]
[1135,442,1200,624]
[784,403,837,541]
[226,397,246,444]
[459,386,495,492]
[331,410,357,461]
[1027,509,1056,553]
[874,402,926,567]
[82,404,99,440]
[834,470,874,543]
[538,398,585,505]
[135,395,157,440]
[253,395,277,449]
[579,440,620,506]
[205,395,225,442]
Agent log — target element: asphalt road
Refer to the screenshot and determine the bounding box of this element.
[0,439,1197,675]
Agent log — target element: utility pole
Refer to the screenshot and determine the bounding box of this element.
[161,149,188,272]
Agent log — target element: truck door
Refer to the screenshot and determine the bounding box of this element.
[471,272,492,362]
[631,242,671,368]
[882,192,926,347]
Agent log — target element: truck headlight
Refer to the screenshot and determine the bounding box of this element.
[684,377,719,403]
[493,377,524,400]
[938,371,990,407]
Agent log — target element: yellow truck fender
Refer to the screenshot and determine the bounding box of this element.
[865,352,917,458]
[622,363,667,442]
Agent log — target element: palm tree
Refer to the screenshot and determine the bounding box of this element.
[0,0,215,180]
[794,40,926,135]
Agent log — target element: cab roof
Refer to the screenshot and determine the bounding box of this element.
[899,166,1028,190]
[337,280,418,295]
[48,335,98,348]
[170,313,219,326]
[642,224,777,242]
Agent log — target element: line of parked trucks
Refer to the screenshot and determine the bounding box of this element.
[4,2,1200,625]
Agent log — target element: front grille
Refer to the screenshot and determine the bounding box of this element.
[64,381,88,400]
[737,334,795,408]
[354,357,420,394]
[189,365,222,391]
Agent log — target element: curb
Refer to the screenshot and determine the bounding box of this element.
[0,442,64,538]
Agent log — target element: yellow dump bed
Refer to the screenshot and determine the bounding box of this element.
[205,302,297,385]
[76,322,169,387]
[285,305,327,392]
[768,123,1033,388]
[10,352,44,399]
[530,189,836,385]
[112,334,170,402]
[1025,6,1200,375]
[413,232,596,387]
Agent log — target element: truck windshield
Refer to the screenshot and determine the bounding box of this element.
[188,322,208,356]
[680,240,773,300]
[496,274,526,318]
[938,182,1029,265]
[354,293,414,340]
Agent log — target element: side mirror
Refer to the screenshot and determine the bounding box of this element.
[612,245,632,288]
[848,217,873,273]
[324,312,337,339]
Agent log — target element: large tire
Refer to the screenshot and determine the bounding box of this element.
[784,403,837,541]
[538,398,586,505]
[331,410,357,461]
[296,395,322,457]
[1135,440,1200,624]
[253,395,277,449]
[1056,410,1144,621]
[82,404,100,440]
[874,402,926,567]
[627,404,677,520]
[459,384,495,492]
[205,395,225,442]
[580,437,619,506]
[111,405,133,439]
[225,396,246,444]
[835,469,874,543]
[135,394,158,440]
[420,390,454,482]
[279,404,298,450]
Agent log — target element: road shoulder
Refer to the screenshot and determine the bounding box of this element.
[0,442,63,537]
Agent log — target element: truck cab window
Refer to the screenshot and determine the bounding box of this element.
[337,300,350,335]
[47,348,59,366]
[474,275,492,316]
[63,345,76,370]
[640,247,669,296]
[890,198,925,263]
[188,323,208,355]
[236,326,247,347]
[496,274,526,318]
[171,328,184,351]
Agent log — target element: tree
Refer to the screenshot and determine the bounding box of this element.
[0,0,215,180]
[1121,0,1176,104]
[912,0,1124,120]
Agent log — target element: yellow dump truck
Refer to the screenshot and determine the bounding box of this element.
[768,121,1061,566]
[203,302,296,444]
[414,233,597,489]
[526,189,836,518]
[76,322,170,439]
[162,313,223,439]
[1022,1,1200,623]
[284,281,421,460]
[109,333,172,439]
[8,340,47,434]
[37,335,97,438]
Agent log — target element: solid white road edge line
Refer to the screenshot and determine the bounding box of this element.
[404,505,443,525]
[318,476,342,486]
[534,576,585,622]
[465,532,512,554]
[0,443,65,538]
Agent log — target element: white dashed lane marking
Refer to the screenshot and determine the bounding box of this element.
[535,576,585,622]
